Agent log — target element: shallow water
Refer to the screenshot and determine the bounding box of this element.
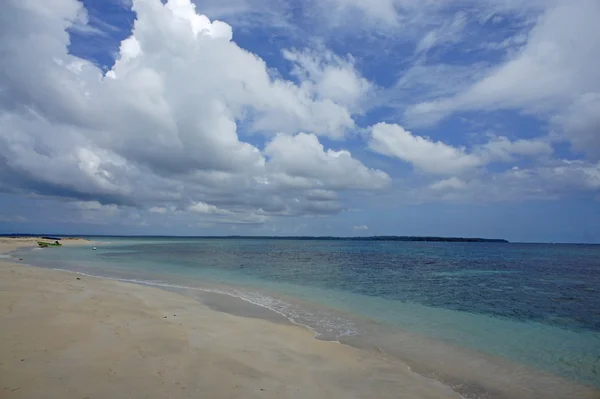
[14,238,600,397]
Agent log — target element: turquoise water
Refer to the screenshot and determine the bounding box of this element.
[15,238,600,396]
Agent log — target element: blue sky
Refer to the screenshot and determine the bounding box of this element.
[0,0,599,242]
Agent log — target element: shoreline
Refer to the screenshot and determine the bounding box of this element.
[0,236,93,253]
[41,265,600,399]
[0,238,463,399]
[2,238,599,399]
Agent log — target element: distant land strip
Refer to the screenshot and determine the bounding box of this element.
[0,234,509,243]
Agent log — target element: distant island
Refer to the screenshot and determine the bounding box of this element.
[208,236,510,243]
[0,234,509,243]
[351,236,508,243]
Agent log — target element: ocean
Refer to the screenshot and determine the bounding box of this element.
[13,238,600,398]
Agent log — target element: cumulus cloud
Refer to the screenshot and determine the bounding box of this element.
[369,123,553,175]
[1,0,598,236]
[0,0,384,225]
[283,48,372,115]
[265,133,390,189]
[477,136,553,163]
[353,224,369,231]
[369,123,483,175]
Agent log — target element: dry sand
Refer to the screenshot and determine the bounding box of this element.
[0,238,461,399]
[0,237,92,254]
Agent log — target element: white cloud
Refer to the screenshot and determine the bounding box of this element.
[477,136,552,162]
[551,93,600,159]
[75,201,105,211]
[353,224,369,231]
[1,0,598,234]
[429,177,467,191]
[265,133,390,189]
[109,0,357,140]
[388,63,492,115]
[305,0,549,35]
[369,123,483,175]
[418,160,600,202]
[369,123,553,175]
[415,11,467,55]
[536,160,600,191]
[189,201,231,215]
[283,48,372,114]
[405,1,600,158]
[0,0,387,225]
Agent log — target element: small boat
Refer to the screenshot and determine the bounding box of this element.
[37,241,62,248]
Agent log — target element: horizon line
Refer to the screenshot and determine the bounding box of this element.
[3,233,600,245]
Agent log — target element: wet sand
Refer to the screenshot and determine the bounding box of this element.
[0,239,460,399]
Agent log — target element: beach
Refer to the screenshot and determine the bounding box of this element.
[0,238,461,399]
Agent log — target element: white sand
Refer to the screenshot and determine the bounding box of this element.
[2,237,597,399]
[0,238,460,399]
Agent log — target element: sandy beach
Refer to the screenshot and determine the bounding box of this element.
[0,238,461,399]
[0,236,92,253]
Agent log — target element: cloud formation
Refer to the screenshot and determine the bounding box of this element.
[369,123,483,175]
[283,48,372,115]
[369,123,551,175]
[420,160,600,202]
[0,0,599,238]
[405,0,600,159]
[0,0,386,226]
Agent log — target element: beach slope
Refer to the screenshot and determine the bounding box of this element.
[0,249,459,398]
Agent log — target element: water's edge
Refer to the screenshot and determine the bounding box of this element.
[4,254,595,399]
[20,262,472,399]
[6,244,600,399]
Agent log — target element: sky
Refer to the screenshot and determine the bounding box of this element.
[0,0,599,242]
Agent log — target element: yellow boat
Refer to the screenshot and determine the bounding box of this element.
[37,241,62,247]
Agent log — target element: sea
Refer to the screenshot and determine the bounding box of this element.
[10,238,600,398]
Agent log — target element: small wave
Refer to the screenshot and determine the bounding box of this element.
[45,267,465,399]
[0,254,12,259]
[48,267,360,340]
[433,270,518,277]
